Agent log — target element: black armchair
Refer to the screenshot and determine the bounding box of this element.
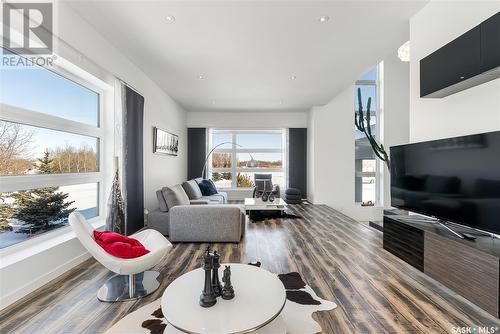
[252,173,281,198]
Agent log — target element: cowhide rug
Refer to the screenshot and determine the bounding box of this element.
[105,269,336,334]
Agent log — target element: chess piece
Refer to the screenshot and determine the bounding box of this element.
[211,250,222,296]
[199,246,217,307]
[221,265,235,300]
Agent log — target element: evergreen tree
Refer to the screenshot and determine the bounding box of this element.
[37,150,53,174]
[0,194,14,231]
[12,151,75,231]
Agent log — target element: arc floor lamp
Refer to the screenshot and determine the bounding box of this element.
[201,142,259,179]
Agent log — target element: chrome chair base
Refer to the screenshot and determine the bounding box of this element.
[97,271,161,302]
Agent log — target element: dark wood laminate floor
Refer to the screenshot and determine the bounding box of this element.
[1,204,500,333]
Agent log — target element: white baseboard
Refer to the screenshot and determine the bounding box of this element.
[0,251,91,310]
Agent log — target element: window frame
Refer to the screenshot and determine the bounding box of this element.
[0,51,106,233]
[208,129,286,189]
[354,64,383,205]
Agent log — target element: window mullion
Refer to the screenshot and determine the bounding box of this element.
[231,132,237,187]
[0,103,103,138]
[1,173,102,193]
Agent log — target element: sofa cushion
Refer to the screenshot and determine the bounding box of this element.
[169,204,245,242]
[182,180,203,200]
[217,191,228,204]
[190,199,211,205]
[162,184,190,210]
[156,190,169,212]
[201,194,225,204]
[148,210,171,236]
[198,179,218,196]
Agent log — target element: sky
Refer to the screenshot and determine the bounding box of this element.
[213,132,282,149]
[213,131,284,163]
[355,66,377,112]
[0,49,98,158]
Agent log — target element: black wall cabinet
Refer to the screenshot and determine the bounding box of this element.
[480,12,500,73]
[420,12,500,98]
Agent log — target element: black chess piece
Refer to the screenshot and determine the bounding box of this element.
[221,265,235,300]
[211,250,222,297]
[199,246,217,307]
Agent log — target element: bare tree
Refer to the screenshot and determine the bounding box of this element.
[49,144,97,174]
[0,121,34,175]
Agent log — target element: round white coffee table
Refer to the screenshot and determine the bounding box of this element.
[161,263,286,334]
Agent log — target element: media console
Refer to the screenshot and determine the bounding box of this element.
[383,214,500,318]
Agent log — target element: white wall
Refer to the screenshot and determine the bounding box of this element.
[410,0,500,142]
[0,2,187,309]
[308,52,409,221]
[58,3,187,211]
[187,110,307,128]
[308,86,362,218]
[383,53,410,208]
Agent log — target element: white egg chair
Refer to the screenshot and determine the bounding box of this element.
[69,212,172,302]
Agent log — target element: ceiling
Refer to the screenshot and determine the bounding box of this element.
[66,1,428,112]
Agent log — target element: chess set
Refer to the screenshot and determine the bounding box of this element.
[199,246,235,307]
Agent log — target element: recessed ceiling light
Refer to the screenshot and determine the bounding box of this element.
[198,75,206,79]
[166,15,176,22]
[290,75,297,80]
[318,16,330,23]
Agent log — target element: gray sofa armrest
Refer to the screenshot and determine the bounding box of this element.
[147,209,171,236]
[169,205,245,242]
[190,199,210,205]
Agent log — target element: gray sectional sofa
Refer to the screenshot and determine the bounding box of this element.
[148,179,245,243]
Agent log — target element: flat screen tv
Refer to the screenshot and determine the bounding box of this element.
[390,130,500,235]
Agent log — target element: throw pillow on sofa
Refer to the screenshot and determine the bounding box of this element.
[162,184,190,210]
[182,180,203,199]
[198,179,218,196]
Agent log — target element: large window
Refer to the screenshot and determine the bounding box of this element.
[208,129,285,189]
[354,66,381,204]
[0,49,103,249]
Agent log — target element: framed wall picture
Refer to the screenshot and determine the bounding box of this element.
[153,127,179,156]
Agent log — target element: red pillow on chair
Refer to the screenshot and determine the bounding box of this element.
[93,231,150,258]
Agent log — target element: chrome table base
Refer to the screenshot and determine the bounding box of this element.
[97,271,161,302]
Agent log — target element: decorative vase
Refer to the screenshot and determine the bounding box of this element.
[269,193,275,202]
[106,157,125,234]
[261,192,269,202]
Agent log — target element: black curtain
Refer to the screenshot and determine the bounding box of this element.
[187,128,207,180]
[288,128,307,198]
[123,86,144,235]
